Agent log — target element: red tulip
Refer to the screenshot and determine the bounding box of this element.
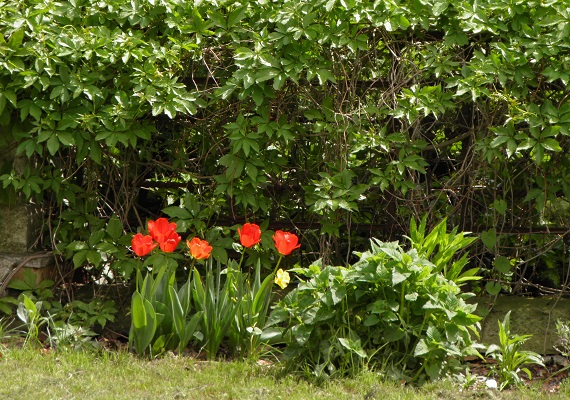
[237,223,262,248]
[158,230,181,252]
[131,233,157,257]
[187,237,213,260]
[273,230,301,256]
[148,218,177,244]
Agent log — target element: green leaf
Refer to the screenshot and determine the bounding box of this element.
[414,338,429,356]
[492,199,507,216]
[216,84,236,99]
[131,292,158,355]
[8,29,24,50]
[251,86,264,107]
[227,6,247,28]
[3,90,17,108]
[162,206,192,220]
[255,68,280,83]
[384,326,405,342]
[107,216,123,240]
[493,256,511,274]
[72,250,87,268]
[293,324,312,346]
[86,249,102,266]
[433,0,449,16]
[47,134,59,156]
[67,241,88,251]
[338,337,367,358]
[486,281,502,295]
[480,229,497,250]
[131,291,147,330]
[326,0,336,12]
[392,270,408,285]
[541,138,562,152]
[0,94,6,116]
[57,132,75,146]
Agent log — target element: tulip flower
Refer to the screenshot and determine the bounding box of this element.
[237,223,262,248]
[158,230,181,252]
[187,237,213,260]
[131,233,157,257]
[274,268,290,289]
[148,218,178,244]
[273,230,301,256]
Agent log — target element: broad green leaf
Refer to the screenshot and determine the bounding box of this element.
[392,270,408,285]
[131,292,147,330]
[293,324,312,346]
[480,229,497,250]
[541,138,562,152]
[227,6,247,28]
[414,338,429,356]
[67,241,88,251]
[8,29,24,50]
[384,326,405,342]
[492,199,507,215]
[486,281,502,295]
[107,216,123,240]
[255,68,279,83]
[162,206,192,220]
[493,256,511,274]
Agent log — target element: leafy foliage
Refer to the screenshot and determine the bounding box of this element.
[1,0,569,291]
[267,224,482,382]
[486,311,544,390]
[130,258,202,356]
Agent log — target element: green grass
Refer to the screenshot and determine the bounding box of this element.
[0,346,568,399]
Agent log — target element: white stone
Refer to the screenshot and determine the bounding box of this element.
[485,379,498,389]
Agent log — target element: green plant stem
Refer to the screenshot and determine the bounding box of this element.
[273,254,284,275]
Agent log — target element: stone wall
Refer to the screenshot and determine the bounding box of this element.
[0,148,54,295]
[477,295,570,355]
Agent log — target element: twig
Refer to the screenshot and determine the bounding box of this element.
[0,252,53,293]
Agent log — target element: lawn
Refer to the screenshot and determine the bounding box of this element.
[0,346,567,400]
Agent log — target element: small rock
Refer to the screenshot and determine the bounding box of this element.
[486,379,498,389]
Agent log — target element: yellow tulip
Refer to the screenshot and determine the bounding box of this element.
[274,268,290,289]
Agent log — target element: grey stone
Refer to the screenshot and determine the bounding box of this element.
[0,204,40,253]
[477,295,570,354]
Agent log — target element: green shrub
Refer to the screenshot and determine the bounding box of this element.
[266,224,482,382]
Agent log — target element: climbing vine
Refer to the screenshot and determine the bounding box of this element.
[0,0,569,292]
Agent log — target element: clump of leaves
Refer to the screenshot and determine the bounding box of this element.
[555,319,570,358]
[266,223,483,382]
[7,269,58,310]
[486,311,544,390]
[61,299,117,330]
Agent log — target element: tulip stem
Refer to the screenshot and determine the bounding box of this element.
[273,254,284,275]
[237,250,245,272]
